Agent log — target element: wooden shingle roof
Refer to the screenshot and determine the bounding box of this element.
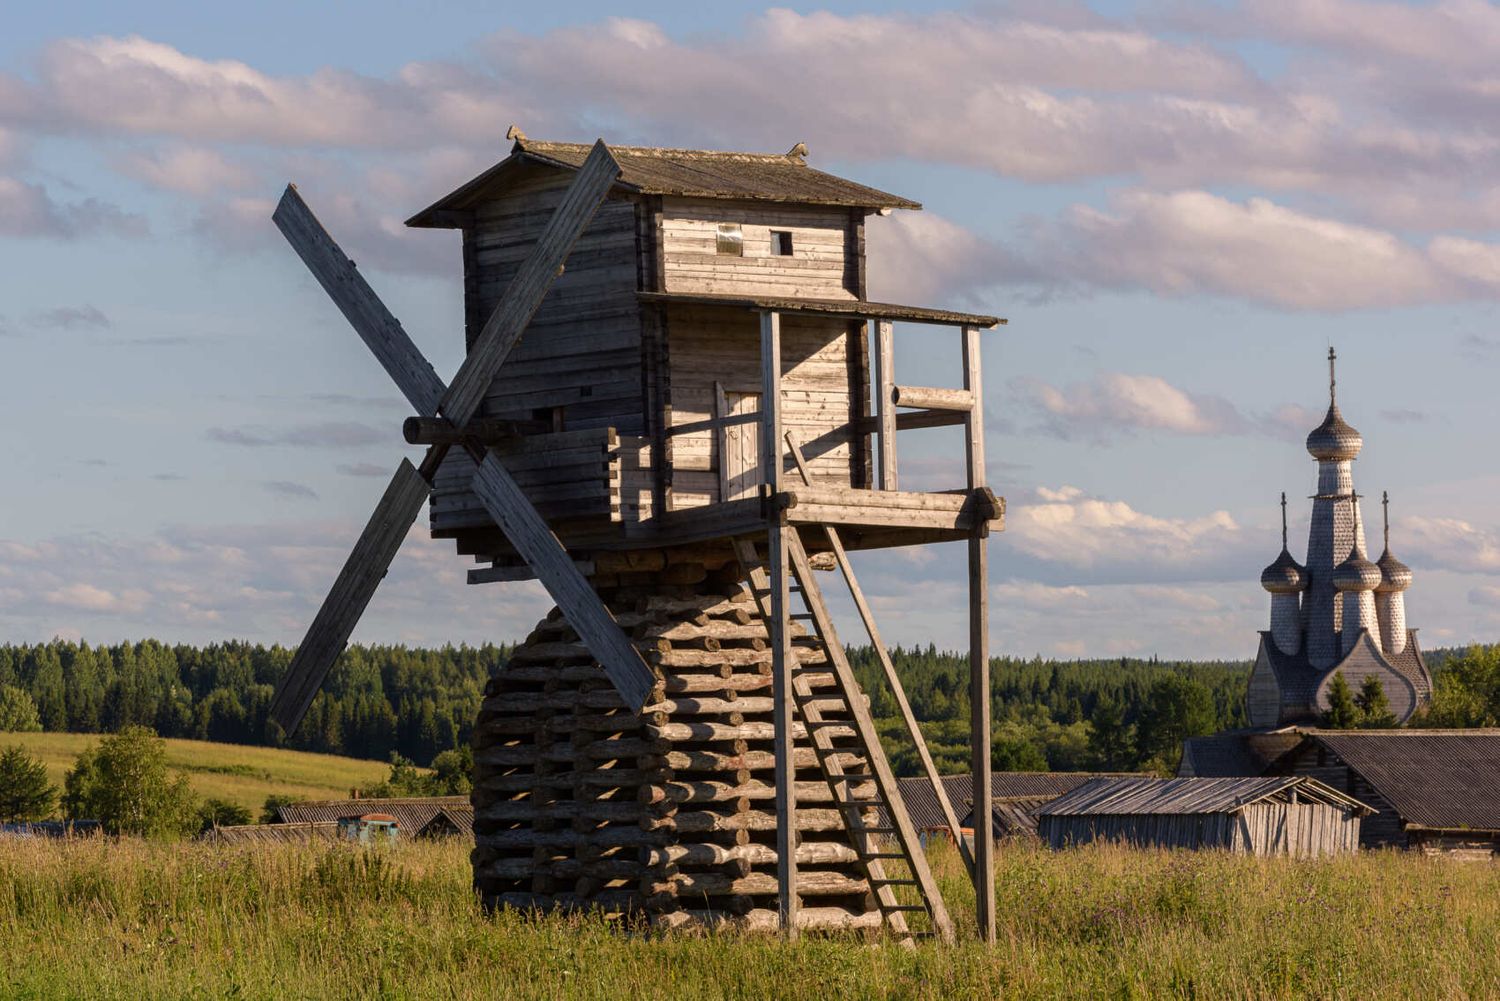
[894,772,1131,831]
[1305,730,1500,832]
[408,137,920,227]
[1037,776,1373,818]
[205,821,340,845]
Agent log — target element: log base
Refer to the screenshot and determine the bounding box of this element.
[471,551,885,934]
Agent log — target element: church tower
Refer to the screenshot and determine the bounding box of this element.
[1245,350,1432,727]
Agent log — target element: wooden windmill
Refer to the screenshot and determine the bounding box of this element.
[266,133,1005,941]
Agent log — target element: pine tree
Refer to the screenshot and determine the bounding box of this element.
[0,744,57,821]
[1355,675,1398,728]
[1323,672,1359,729]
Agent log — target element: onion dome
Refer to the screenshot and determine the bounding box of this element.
[1306,405,1363,461]
[1261,548,1307,593]
[1262,492,1307,593]
[1334,545,1381,591]
[1376,491,1412,593]
[1306,348,1362,461]
[1334,491,1379,590]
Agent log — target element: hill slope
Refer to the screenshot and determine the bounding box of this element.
[0,731,391,815]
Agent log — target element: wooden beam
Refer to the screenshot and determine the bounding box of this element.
[469,451,656,711]
[439,141,621,427]
[963,322,995,943]
[467,561,593,584]
[784,435,974,877]
[268,459,430,732]
[403,416,543,445]
[758,310,796,937]
[272,186,447,417]
[891,384,974,412]
[875,320,896,490]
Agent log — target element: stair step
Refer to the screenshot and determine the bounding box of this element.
[863,852,908,860]
[871,878,920,886]
[883,904,930,912]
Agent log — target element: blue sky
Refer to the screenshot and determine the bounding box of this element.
[4,0,1500,658]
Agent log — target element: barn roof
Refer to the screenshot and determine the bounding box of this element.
[1037,776,1373,817]
[205,821,340,845]
[407,137,920,227]
[1300,730,1500,832]
[275,796,471,831]
[1179,728,1305,778]
[894,772,1132,831]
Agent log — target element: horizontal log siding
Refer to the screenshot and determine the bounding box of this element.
[664,306,858,510]
[660,199,855,300]
[468,177,644,435]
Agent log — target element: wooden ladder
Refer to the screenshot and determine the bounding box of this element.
[736,530,956,942]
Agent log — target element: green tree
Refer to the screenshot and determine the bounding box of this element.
[0,685,42,732]
[1355,675,1397,728]
[62,725,198,838]
[1423,645,1500,727]
[1323,672,1359,729]
[1135,676,1216,772]
[0,744,56,821]
[430,747,473,795]
[1087,696,1134,770]
[195,798,253,833]
[261,793,297,824]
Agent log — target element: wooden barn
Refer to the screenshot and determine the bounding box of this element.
[260,132,1006,940]
[1181,728,1500,858]
[1036,776,1371,856]
[895,772,1132,844]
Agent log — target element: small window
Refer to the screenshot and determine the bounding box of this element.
[771,230,794,256]
[716,223,743,256]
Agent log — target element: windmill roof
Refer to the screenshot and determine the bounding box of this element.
[408,137,920,227]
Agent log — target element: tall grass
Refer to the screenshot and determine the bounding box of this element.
[1,836,1496,1000]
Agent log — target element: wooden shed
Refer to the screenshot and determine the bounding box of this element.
[1036,776,1371,857]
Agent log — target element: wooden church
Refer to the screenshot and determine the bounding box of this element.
[263,130,1005,941]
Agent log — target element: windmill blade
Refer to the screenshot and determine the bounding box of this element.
[438,139,620,426]
[269,459,431,733]
[273,185,446,416]
[469,452,656,710]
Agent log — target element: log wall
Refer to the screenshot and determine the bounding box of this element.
[660,199,857,301]
[663,305,866,511]
[470,553,886,933]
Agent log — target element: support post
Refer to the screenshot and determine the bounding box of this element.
[762,311,797,936]
[963,323,995,943]
[875,320,897,490]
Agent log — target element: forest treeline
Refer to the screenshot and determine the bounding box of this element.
[2,639,1495,775]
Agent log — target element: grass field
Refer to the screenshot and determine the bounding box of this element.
[1,836,1496,1000]
[0,731,391,815]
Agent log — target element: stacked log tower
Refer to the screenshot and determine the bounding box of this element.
[470,545,886,932]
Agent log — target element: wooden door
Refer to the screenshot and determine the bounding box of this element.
[716,383,761,502]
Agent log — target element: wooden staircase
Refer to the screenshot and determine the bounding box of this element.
[736,528,956,942]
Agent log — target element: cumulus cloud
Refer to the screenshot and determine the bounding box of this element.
[205,421,387,448]
[997,485,1254,585]
[1399,515,1500,574]
[114,144,258,194]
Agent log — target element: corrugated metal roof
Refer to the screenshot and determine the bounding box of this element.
[276,796,471,832]
[639,291,1003,329]
[1038,776,1372,817]
[1308,730,1500,831]
[407,137,920,227]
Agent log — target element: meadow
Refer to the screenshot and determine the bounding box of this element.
[1,835,1496,999]
[0,731,390,815]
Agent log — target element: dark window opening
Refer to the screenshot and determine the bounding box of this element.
[771,230,794,256]
[716,224,743,256]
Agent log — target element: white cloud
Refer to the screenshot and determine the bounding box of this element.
[1400,515,1500,574]
[1016,372,1246,438]
[0,175,146,239]
[115,144,257,195]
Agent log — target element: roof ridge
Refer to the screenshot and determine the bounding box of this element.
[520,138,800,164]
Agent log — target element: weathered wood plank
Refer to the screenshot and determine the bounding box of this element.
[875,320,896,490]
[892,384,974,412]
[269,459,430,732]
[469,451,655,710]
[440,140,622,426]
[272,186,446,416]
